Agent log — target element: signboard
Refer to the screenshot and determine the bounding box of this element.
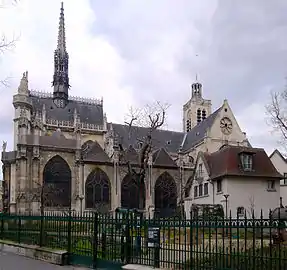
[147,227,160,248]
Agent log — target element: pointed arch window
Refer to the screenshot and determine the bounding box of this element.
[43,155,71,207]
[85,168,110,213]
[154,172,177,218]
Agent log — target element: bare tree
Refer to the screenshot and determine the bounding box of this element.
[0,0,19,88]
[118,101,170,209]
[266,89,287,152]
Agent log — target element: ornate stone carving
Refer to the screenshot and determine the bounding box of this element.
[33,146,40,159]
[2,141,7,152]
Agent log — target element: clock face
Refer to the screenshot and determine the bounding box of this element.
[220,117,233,135]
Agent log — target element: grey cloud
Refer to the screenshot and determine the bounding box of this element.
[89,0,287,149]
[1,0,287,153]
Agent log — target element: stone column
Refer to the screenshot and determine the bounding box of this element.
[31,158,40,213]
[9,163,16,213]
[112,149,121,211]
[145,153,154,218]
[73,162,81,212]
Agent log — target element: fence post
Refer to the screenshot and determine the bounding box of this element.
[67,208,72,264]
[0,213,3,239]
[39,211,44,247]
[92,212,98,269]
[125,214,131,264]
[17,215,21,243]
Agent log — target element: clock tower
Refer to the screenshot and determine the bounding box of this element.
[182,79,212,132]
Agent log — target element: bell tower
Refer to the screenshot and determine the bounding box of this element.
[52,2,70,108]
[182,78,212,132]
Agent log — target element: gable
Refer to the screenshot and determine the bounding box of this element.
[83,141,111,163]
[193,152,210,184]
[270,149,287,175]
[153,148,177,168]
[208,100,246,144]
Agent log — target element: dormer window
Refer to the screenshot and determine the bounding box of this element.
[240,153,253,171]
[166,140,171,145]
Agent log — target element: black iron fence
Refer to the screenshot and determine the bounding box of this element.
[0,210,287,269]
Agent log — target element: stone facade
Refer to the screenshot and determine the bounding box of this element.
[1,3,252,217]
[270,149,287,205]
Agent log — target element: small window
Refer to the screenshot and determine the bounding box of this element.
[198,164,203,176]
[237,206,245,217]
[284,173,287,185]
[240,154,253,171]
[166,140,171,145]
[186,119,191,132]
[198,184,203,196]
[267,180,275,191]
[217,179,222,193]
[194,186,198,198]
[138,142,143,149]
[204,183,208,195]
[188,156,194,164]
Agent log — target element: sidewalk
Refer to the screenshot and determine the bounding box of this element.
[0,251,90,270]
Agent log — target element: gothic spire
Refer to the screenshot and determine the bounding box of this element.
[52,2,70,108]
[57,2,66,52]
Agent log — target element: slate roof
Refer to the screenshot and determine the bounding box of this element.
[111,123,185,153]
[110,107,221,153]
[123,145,139,164]
[82,141,111,163]
[25,131,77,149]
[182,108,221,150]
[152,148,177,168]
[202,145,283,180]
[29,93,104,125]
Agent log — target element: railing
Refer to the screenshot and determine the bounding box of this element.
[29,90,103,106]
[0,211,287,269]
[45,118,104,131]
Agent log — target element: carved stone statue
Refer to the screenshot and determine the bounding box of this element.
[2,141,7,152]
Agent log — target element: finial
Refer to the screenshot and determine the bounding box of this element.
[195,54,199,82]
[2,141,7,153]
[18,70,29,95]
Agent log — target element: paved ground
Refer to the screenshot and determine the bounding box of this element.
[0,251,89,270]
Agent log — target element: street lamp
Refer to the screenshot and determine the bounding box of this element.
[223,194,230,218]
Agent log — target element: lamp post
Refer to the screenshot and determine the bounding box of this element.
[223,194,230,237]
[223,194,229,218]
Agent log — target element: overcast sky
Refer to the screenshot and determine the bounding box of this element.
[0,0,287,162]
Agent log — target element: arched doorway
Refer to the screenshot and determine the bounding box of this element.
[85,168,110,213]
[121,174,145,210]
[154,172,177,218]
[43,155,72,207]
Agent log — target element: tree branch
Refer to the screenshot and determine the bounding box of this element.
[266,90,287,149]
[0,1,20,88]
[118,101,170,208]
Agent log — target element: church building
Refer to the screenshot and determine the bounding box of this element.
[1,3,259,216]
